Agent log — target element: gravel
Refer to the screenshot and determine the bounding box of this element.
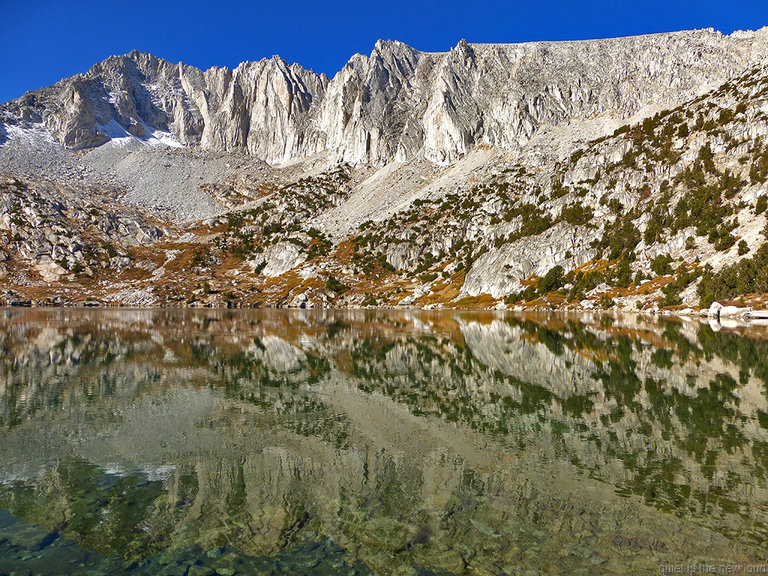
[0,123,91,182]
[83,142,231,221]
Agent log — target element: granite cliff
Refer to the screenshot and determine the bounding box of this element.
[3,29,768,165]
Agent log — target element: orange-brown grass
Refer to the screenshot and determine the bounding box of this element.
[413,270,466,306]
[333,241,354,264]
[573,259,610,273]
[451,293,498,309]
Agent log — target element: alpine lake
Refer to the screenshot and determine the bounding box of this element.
[1,308,767,576]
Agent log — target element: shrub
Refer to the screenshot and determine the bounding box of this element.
[698,144,716,173]
[755,195,768,215]
[738,240,749,256]
[538,265,565,294]
[191,247,215,268]
[507,209,554,241]
[608,198,624,214]
[600,295,615,308]
[714,233,736,252]
[560,203,594,226]
[103,242,118,259]
[651,254,674,276]
[659,267,701,307]
[570,150,584,164]
[698,244,768,306]
[613,258,633,288]
[718,108,735,125]
[749,147,768,184]
[606,221,641,260]
[326,275,349,294]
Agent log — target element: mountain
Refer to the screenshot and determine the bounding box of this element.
[3,28,768,165]
[1,28,768,312]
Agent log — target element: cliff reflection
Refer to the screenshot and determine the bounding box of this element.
[0,309,767,574]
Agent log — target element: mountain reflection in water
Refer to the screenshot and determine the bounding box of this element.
[1,308,767,575]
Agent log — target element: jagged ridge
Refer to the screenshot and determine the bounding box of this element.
[3,28,768,166]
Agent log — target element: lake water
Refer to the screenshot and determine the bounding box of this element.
[0,308,767,575]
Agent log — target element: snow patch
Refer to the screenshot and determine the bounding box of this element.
[96,119,184,149]
[1,122,57,146]
[107,90,126,105]
[140,464,177,481]
[145,126,183,148]
[97,119,134,145]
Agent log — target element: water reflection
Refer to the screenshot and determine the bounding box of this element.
[0,309,767,574]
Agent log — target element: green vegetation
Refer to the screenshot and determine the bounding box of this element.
[755,195,768,215]
[738,240,750,255]
[650,254,674,276]
[214,166,352,262]
[537,265,565,294]
[326,275,349,294]
[190,246,215,269]
[593,217,641,261]
[659,266,701,307]
[306,228,332,260]
[559,202,594,226]
[698,244,768,307]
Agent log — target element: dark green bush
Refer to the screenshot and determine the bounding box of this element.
[755,195,767,215]
[651,254,674,276]
[738,240,749,256]
[698,245,768,306]
[538,265,565,294]
[326,275,349,294]
[559,203,594,226]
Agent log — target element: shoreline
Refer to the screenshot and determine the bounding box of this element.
[3,300,768,326]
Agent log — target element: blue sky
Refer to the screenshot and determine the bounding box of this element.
[1,0,767,103]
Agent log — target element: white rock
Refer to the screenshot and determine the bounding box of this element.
[719,305,751,317]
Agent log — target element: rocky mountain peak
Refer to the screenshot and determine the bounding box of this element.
[1,28,764,167]
[451,38,474,62]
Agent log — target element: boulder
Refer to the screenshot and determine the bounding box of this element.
[262,242,306,278]
[33,257,67,282]
[719,306,751,317]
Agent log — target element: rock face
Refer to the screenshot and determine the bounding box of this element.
[463,223,601,297]
[3,28,768,166]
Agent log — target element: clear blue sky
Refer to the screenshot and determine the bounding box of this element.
[1,0,767,104]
